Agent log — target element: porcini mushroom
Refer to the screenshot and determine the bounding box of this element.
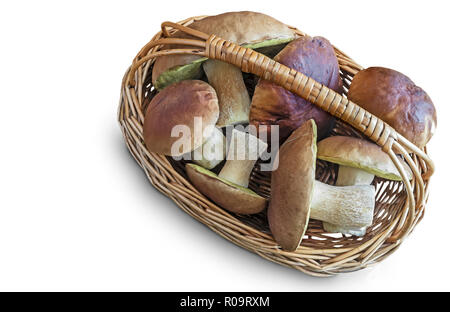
[268,120,375,251]
[143,80,226,169]
[152,11,297,90]
[203,60,251,127]
[250,36,343,143]
[186,129,268,214]
[317,135,412,235]
[348,67,436,149]
[317,136,413,186]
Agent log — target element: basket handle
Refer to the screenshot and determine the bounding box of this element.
[128,21,434,241]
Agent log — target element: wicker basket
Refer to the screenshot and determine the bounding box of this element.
[118,15,434,276]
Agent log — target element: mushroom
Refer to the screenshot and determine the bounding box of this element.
[268,120,375,251]
[143,80,226,169]
[152,11,297,90]
[348,67,436,149]
[316,135,412,235]
[203,60,251,127]
[250,36,343,143]
[186,129,268,214]
[317,136,413,186]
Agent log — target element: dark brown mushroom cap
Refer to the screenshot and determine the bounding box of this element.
[348,67,436,149]
[250,36,343,142]
[186,164,267,214]
[143,80,219,156]
[268,119,317,251]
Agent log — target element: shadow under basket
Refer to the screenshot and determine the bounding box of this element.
[118,15,434,277]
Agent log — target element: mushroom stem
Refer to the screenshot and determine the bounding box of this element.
[336,166,375,186]
[310,181,375,228]
[191,127,226,169]
[218,129,268,187]
[203,60,251,127]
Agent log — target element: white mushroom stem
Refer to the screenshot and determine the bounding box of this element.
[218,129,268,187]
[203,60,251,127]
[336,166,374,186]
[191,127,226,169]
[310,181,375,229]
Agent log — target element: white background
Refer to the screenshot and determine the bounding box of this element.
[1,0,449,291]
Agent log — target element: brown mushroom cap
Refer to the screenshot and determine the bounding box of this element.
[250,36,343,142]
[268,119,317,251]
[317,136,412,181]
[143,80,219,156]
[152,11,297,89]
[186,164,267,214]
[348,67,436,149]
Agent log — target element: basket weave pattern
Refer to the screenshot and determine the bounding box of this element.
[118,16,434,276]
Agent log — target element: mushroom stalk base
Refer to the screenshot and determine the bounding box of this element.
[310,181,375,228]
